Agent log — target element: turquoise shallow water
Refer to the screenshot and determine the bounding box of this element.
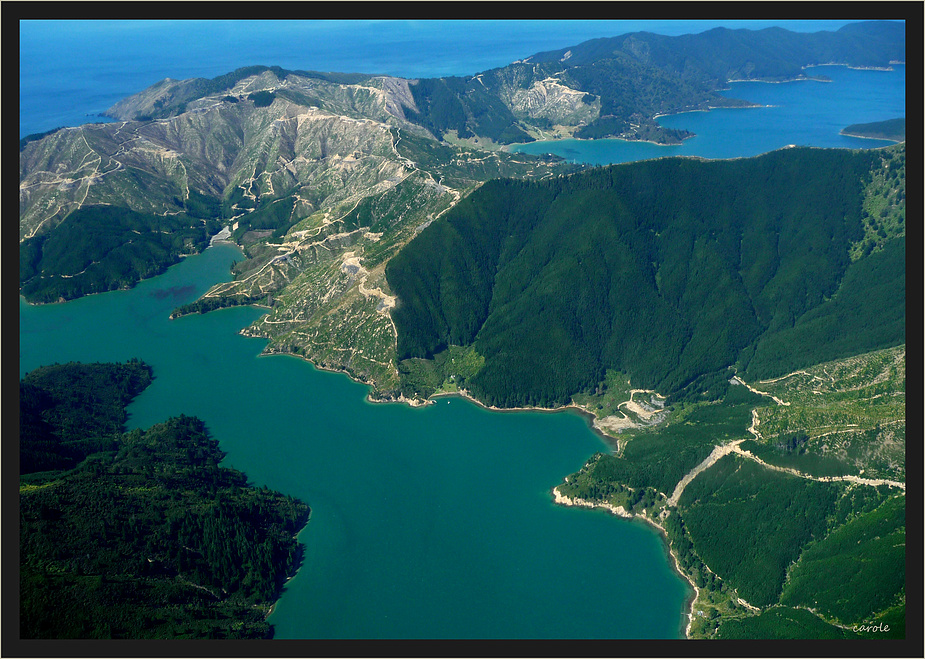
[20,244,691,639]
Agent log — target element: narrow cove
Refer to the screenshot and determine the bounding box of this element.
[19,243,692,639]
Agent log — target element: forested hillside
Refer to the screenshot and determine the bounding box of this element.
[19,361,309,639]
[842,117,906,142]
[387,144,905,408]
[19,200,223,303]
[529,21,905,79]
[20,361,153,473]
[555,342,905,639]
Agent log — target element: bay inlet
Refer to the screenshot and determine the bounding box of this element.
[20,243,691,639]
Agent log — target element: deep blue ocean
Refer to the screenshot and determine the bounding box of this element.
[20,19,872,139]
[19,20,905,640]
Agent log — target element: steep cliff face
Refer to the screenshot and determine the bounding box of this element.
[462,61,601,131]
[508,76,599,126]
[368,76,420,121]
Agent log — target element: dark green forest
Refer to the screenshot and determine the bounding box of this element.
[779,494,905,624]
[556,385,905,637]
[678,455,843,607]
[573,115,693,143]
[675,455,903,631]
[529,21,905,83]
[20,195,223,303]
[19,362,309,639]
[715,607,861,639]
[247,90,277,107]
[171,293,269,318]
[20,361,153,474]
[406,76,534,144]
[572,385,766,497]
[842,117,905,142]
[387,145,905,408]
[227,195,297,241]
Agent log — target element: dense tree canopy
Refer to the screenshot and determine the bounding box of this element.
[19,361,309,639]
[388,146,903,408]
[20,199,223,303]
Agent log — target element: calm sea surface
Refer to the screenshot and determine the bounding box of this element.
[19,244,690,639]
[19,20,904,640]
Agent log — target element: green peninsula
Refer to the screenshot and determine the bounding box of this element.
[841,117,905,142]
[20,362,308,639]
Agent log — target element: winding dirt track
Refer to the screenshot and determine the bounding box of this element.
[665,380,904,509]
[666,440,747,507]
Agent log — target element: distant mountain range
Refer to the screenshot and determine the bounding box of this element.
[101,20,905,146]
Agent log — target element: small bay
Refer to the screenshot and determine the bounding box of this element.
[512,64,904,164]
[19,243,691,639]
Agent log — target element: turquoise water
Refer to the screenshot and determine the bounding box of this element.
[512,64,904,164]
[19,244,691,639]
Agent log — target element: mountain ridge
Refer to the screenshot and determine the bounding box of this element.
[100,21,905,145]
[386,145,905,407]
[19,20,905,397]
